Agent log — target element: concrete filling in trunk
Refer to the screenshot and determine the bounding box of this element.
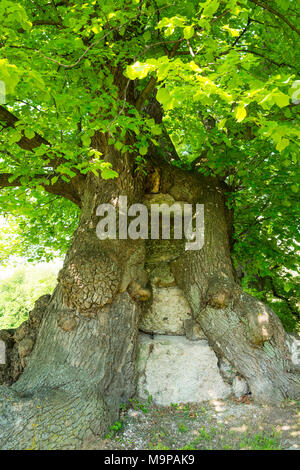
[137,333,231,405]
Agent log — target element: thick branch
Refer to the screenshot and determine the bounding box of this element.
[136,76,157,111]
[0,105,69,171]
[0,172,82,207]
[32,20,61,27]
[0,107,85,205]
[135,40,182,111]
[0,105,50,152]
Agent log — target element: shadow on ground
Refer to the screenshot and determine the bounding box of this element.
[82,397,299,450]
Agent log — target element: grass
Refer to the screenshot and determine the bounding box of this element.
[178,423,189,433]
[105,420,123,439]
[239,432,282,450]
[151,428,282,451]
[129,394,153,414]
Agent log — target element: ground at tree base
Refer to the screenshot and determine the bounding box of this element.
[81,398,299,451]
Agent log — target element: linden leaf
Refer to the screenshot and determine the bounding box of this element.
[183,26,194,40]
[235,105,247,122]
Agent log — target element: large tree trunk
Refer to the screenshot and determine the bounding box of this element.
[0,143,147,449]
[0,152,299,449]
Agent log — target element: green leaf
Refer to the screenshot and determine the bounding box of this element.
[283,283,292,293]
[101,168,119,180]
[51,176,59,185]
[9,130,22,143]
[202,0,220,18]
[139,145,148,156]
[291,184,298,193]
[24,129,35,139]
[276,0,289,11]
[0,59,20,94]
[183,26,194,40]
[273,92,290,108]
[282,199,291,207]
[276,138,289,153]
[126,61,156,80]
[156,87,173,110]
[114,141,123,151]
[151,125,162,136]
[81,135,91,147]
[235,105,247,122]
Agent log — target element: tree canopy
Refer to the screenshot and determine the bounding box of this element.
[0,0,299,330]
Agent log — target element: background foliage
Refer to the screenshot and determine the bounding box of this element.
[0,262,58,329]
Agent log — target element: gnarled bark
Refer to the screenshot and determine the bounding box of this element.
[0,146,147,449]
[0,158,299,449]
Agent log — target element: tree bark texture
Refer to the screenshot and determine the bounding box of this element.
[0,104,299,448]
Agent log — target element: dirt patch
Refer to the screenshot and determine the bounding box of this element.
[82,398,299,450]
